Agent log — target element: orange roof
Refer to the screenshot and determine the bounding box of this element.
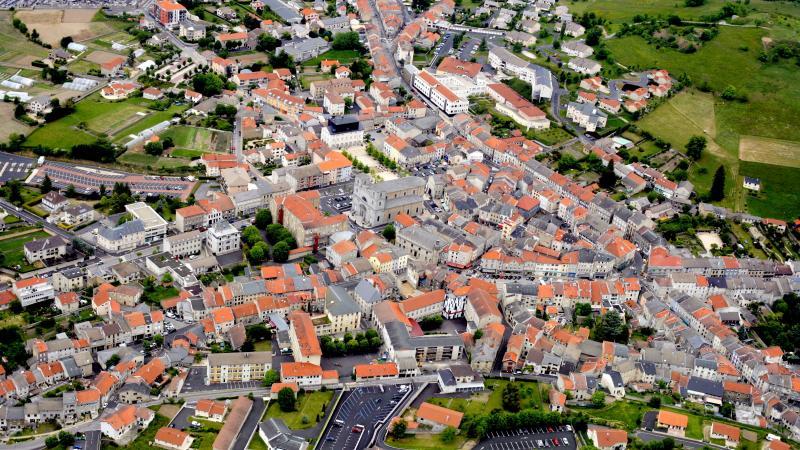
[196,399,227,417]
[281,361,323,378]
[657,410,688,428]
[710,422,740,441]
[133,358,165,385]
[155,427,191,447]
[589,426,628,447]
[212,307,235,324]
[270,382,300,393]
[354,363,399,378]
[92,371,118,395]
[289,311,322,358]
[156,0,186,11]
[416,402,463,428]
[76,388,101,404]
[15,277,47,289]
[400,290,445,313]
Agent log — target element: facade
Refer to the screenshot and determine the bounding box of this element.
[96,219,146,253]
[163,230,204,257]
[321,116,364,149]
[125,202,168,244]
[13,277,55,307]
[206,221,241,256]
[23,235,68,263]
[205,352,272,384]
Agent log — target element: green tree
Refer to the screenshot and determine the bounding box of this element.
[441,426,457,443]
[255,209,273,229]
[591,390,606,407]
[332,32,365,52]
[272,241,290,263]
[144,141,163,156]
[106,353,121,367]
[598,161,618,189]
[390,419,407,439]
[591,310,629,343]
[192,72,225,96]
[648,396,662,408]
[502,383,521,412]
[45,436,59,449]
[277,386,297,411]
[263,368,280,386]
[4,180,23,205]
[710,165,726,201]
[58,431,75,447]
[41,174,53,193]
[685,135,706,161]
[257,34,280,52]
[60,36,73,49]
[249,241,270,263]
[382,224,396,241]
[242,225,264,246]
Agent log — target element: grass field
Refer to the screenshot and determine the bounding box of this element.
[303,49,363,67]
[739,135,800,168]
[121,413,170,450]
[161,126,231,153]
[118,152,191,170]
[0,11,49,64]
[574,401,649,431]
[0,230,50,271]
[25,93,186,149]
[531,127,574,146]
[265,390,333,429]
[428,380,547,416]
[739,161,800,220]
[386,433,468,450]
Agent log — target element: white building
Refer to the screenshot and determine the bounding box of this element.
[163,230,204,257]
[487,47,554,100]
[413,70,469,115]
[125,202,168,244]
[96,219,146,253]
[12,277,55,307]
[206,221,240,256]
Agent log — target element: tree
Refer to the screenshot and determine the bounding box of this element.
[648,396,662,408]
[45,436,59,449]
[3,180,23,205]
[60,36,73,49]
[41,175,53,193]
[272,241,290,263]
[575,303,592,317]
[473,329,484,340]
[332,32,365,52]
[248,241,270,263]
[255,209,272,229]
[599,161,618,189]
[591,310,629,343]
[591,390,606,407]
[106,353,121,367]
[441,426,457,443]
[277,387,297,411]
[390,420,407,439]
[242,225,264,246]
[257,33,280,52]
[710,165,726,201]
[153,334,164,347]
[502,383,521,412]
[57,431,75,447]
[585,27,602,46]
[145,141,164,155]
[13,103,25,119]
[263,368,280,386]
[269,50,295,71]
[685,135,706,161]
[192,72,225,96]
[382,224,396,241]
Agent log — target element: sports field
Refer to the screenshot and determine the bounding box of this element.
[739,135,800,168]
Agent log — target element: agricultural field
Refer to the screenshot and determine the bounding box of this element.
[0,11,49,65]
[13,9,124,47]
[118,152,192,171]
[25,93,186,149]
[0,103,34,143]
[739,135,800,168]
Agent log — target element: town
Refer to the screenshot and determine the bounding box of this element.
[0,0,799,449]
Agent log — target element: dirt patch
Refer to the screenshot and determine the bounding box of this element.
[8,54,40,67]
[14,9,108,46]
[157,404,181,421]
[0,103,33,142]
[739,135,800,168]
[232,52,270,65]
[85,50,124,64]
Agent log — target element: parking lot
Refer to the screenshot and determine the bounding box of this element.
[319,180,354,215]
[181,366,263,392]
[475,426,578,450]
[318,384,412,450]
[0,152,35,183]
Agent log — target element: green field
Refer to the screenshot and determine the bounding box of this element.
[0,11,49,63]
[121,413,170,450]
[739,161,800,220]
[118,152,192,170]
[265,390,333,429]
[25,93,186,149]
[0,230,50,271]
[387,433,468,450]
[303,49,363,67]
[608,25,800,219]
[161,126,230,153]
[428,380,547,416]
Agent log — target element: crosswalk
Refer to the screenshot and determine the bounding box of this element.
[0,161,33,180]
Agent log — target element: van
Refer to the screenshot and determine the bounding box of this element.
[334,419,344,427]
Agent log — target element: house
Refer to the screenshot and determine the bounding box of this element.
[566,101,607,132]
[709,422,740,448]
[151,0,188,28]
[656,410,688,437]
[143,87,164,100]
[205,352,271,384]
[55,292,80,313]
[13,277,54,307]
[353,363,399,382]
[24,235,68,263]
[415,402,463,432]
[101,81,138,100]
[600,370,625,398]
[23,95,50,119]
[154,427,194,450]
[568,57,601,75]
[100,404,155,444]
[743,177,760,191]
[587,425,628,450]
[100,57,126,77]
[41,191,68,212]
[194,399,227,422]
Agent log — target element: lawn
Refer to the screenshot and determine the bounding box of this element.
[0,230,50,272]
[265,390,333,429]
[170,149,206,159]
[303,49,363,67]
[530,127,574,146]
[253,339,272,352]
[161,126,212,152]
[739,161,800,220]
[144,285,180,304]
[386,433,469,450]
[25,93,186,149]
[574,401,649,431]
[118,152,193,170]
[428,380,547,416]
[122,413,170,449]
[248,434,269,450]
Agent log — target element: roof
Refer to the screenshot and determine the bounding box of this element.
[195,399,227,417]
[281,361,323,378]
[657,410,688,428]
[710,422,740,441]
[213,397,253,450]
[416,402,463,428]
[155,427,191,446]
[289,311,322,358]
[588,425,628,447]
[354,363,399,378]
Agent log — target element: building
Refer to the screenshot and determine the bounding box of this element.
[51,267,85,293]
[23,235,68,263]
[125,202,168,244]
[96,219,146,253]
[415,402,463,432]
[321,116,364,149]
[195,399,227,422]
[41,191,68,211]
[413,70,469,115]
[271,193,348,250]
[323,286,362,335]
[350,174,425,228]
[212,396,252,450]
[13,277,54,307]
[656,410,688,437]
[206,352,272,384]
[353,363,399,381]
[150,0,188,28]
[154,427,194,450]
[487,47,553,100]
[259,418,308,450]
[206,221,241,256]
[566,101,607,132]
[163,230,204,257]
[288,311,322,365]
[587,425,628,450]
[709,422,740,448]
[99,404,155,444]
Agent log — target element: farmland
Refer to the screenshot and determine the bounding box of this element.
[13,9,122,47]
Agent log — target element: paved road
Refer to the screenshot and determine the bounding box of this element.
[169,405,196,431]
[232,397,266,450]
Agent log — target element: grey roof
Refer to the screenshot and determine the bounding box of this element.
[259,418,307,450]
[604,369,623,387]
[262,0,301,22]
[98,219,145,241]
[59,267,85,280]
[23,235,68,253]
[326,285,360,316]
[686,376,724,398]
[353,279,382,305]
[384,320,463,351]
